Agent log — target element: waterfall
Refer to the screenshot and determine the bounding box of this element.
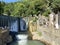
[16,34,28,45]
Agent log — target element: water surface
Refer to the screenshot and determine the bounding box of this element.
[9,34,45,45]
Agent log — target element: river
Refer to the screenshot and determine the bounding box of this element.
[9,33,45,45]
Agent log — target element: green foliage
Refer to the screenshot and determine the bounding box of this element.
[48,0,60,13]
[28,0,48,15]
[2,0,60,17]
[0,1,5,14]
[12,3,26,17]
[4,3,15,15]
[51,0,60,8]
[33,17,38,22]
[37,31,42,36]
[3,0,49,17]
[42,9,51,17]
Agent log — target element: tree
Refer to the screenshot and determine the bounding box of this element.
[47,0,60,14]
[52,0,60,13]
[4,3,14,15]
[23,0,49,16]
[11,2,26,17]
[3,0,60,17]
[0,1,5,15]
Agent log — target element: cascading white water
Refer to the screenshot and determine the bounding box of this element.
[16,34,28,45]
[9,34,45,45]
[16,34,28,40]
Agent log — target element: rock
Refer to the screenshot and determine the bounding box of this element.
[0,39,3,45]
[0,29,12,45]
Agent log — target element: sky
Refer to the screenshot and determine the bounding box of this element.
[0,0,18,3]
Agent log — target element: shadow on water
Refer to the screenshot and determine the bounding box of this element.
[7,32,46,45]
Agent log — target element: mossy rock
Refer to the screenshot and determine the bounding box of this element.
[37,32,42,36]
[28,31,33,40]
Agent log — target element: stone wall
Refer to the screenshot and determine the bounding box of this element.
[28,15,60,45]
[40,27,60,45]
